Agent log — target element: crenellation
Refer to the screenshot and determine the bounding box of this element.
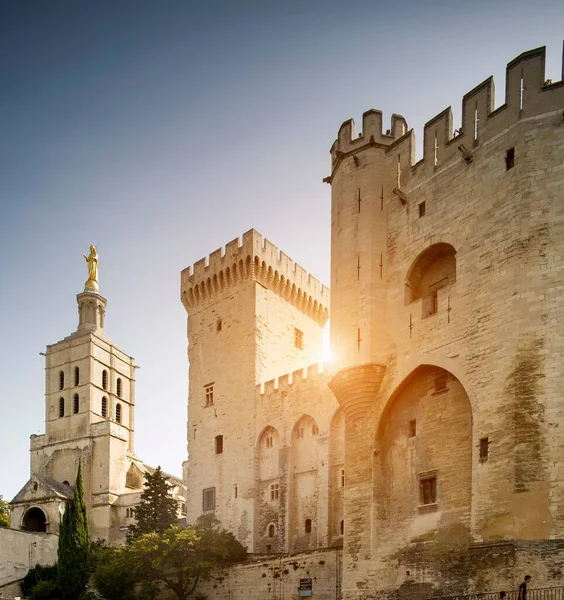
[258,363,326,396]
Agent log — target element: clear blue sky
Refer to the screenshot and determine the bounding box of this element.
[1,0,563,500]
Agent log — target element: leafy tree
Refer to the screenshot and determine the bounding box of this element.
[56,462,91,600]
[21,564,58,597]
[128,466,178,540]
[93,545,140,600]
[0,495,10,527]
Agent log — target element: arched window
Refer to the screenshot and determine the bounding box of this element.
[22,507,47,532]
[73,394,79,414]
[116,403,122,423]
[101,396,108,418]
[59,371,64,390]
[59,397,65,418]
[116,378,122,398]
[305,518,312,534]
[74,367,79,387]
[268,524,275,538]
[102,370,108,390]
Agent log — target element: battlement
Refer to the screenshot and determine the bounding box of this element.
[327,45,564,183]
[257,363,329,396]
[181,229,329,326]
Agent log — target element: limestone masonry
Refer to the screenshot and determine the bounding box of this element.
[181,45,564,598]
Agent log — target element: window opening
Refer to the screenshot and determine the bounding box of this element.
[59,371,64,391]
[297,427,304,439]
[102,370,108,390]
[101,396,108,418]
[216,318,222,332]
[73,394,79,414]
[434,374,447,393]
[74,367,79,387]
[428,290,438,316]
[357,327,362,352]
[312,424,319,435]
[519,70,524,110]
[294,328,304,350]
[265,435,273,448]
[116,403,122,423]
[181,503,187,514]
[215,435,224,454]
[305,518,312,534]
[473,103,479,140]
[434,130,438,166]
[193,427,197,439]
[340,520,344,535]
[419,475,437,505]
[59,397,65,418]
[506,147,515,170]
[480,437,489,462]
[266,544,272,553]
[205,384,214,407]
[270,483,279,501]
[63,480,70,486]
[234,485,238,499]
[408,419,416,438]
[418,202,426,218]
[202,487,216,511]
[116,378,122,398]
[340,469,345,487]
[268,524,275,538]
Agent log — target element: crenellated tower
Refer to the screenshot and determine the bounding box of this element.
[181,229,329,550]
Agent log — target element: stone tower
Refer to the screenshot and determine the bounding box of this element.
[11,269,145,543]
[181,229,329,550]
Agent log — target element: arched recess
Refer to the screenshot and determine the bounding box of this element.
[290,415,319,552]
[405,243,456,318]
[22,506,47,532]
[255,426,282,553]
[329,409,345,544]
[374,365,472,549]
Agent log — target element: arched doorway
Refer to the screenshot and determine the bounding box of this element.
[22,507,47,532]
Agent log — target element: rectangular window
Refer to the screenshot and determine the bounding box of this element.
[418,202,426,217]
[294,328,304,350]
[204,384,214,407]
[215,435,223,454]
[480,437,489,462]
[506,147,515,170]
[434,374,447,393]
[340,469,345,487]
[419,475,437,505]
[270,483,279,501]
[408,419,417,438]
[202,487,216,512]
[429,291,438,315]
[234,485,238,499]
[181,503,187,514]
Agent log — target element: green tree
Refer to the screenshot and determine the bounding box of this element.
[0,495,10,527]
[56,462,91,600]
[128,466,178,540]
[93,545,140,600]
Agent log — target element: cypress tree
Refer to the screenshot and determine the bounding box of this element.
[128,466,178,540]
[57,461,91,599]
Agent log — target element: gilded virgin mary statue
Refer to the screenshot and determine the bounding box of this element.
[84,244,99,291]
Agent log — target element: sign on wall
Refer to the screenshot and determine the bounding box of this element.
[299,578,313,597]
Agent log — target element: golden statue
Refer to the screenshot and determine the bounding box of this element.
[84,244,99,291]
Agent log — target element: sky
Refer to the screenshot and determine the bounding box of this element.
[1,0,563,501]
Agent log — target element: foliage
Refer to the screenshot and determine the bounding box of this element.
[29,579,61,600]
[0,495,10,527]
[56,462,92,600]
[22,564,58,597]
[95,517,246,600]
[128,466,178,540]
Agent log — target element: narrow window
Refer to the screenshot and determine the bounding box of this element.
[480,437,489,462]
[420,475,437,505]
[73,394,79,414]
[408,420,417,438]
[101,396,108,418]
[433,130,438,166]
[505,148,515,170]
[294,328,304,350]
[297,427,304,439]
[102,370,108,390]
[268,524,275,538]
[270,483,279,501]
[216,318,222,332]
[429,290,438,316]
[340,520,344,535]
[181,503,187,514]
[116,378,122,398]
[59,397,65,418]
[74,367,79,387]
[312,424,319,435]
[340,469,345,487]
[215,435,224,454]
[265,435,273,448]
[473,103,479,140]
[434,374,447,393]
[59,371,65,391]
[418,202,426,218]
[193,427,197,439]
[266,544,272,554]
[519,70,524,110]
[116,403,122,423]
[305,519,312,534]
[202,487,216,512]
[205,384,214,407]
[234,485,238,499]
